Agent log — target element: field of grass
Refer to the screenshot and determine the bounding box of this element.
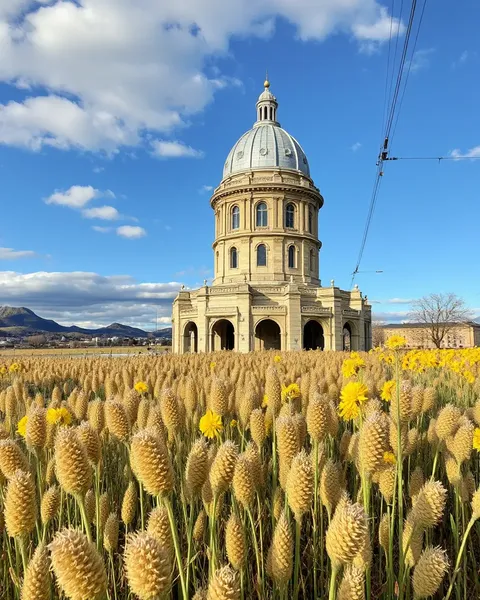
[0,345,170,357]
[0,341,480,599]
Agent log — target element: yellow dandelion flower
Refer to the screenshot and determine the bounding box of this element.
[473,428,480,451]
[9,362,21,373]
[230,419,237,428]
[338,381,368,421]
[381,380,396,402]
[262,394,269,408]
[199,410,223,439]
[134,381,149,395]
[274,355,282,363]
[210,361,216,370]
[386,335,407,350]
[383,451,396,465]
[341,359,358,379]
[463,370,475,384]
[46,407,72,427]
[281,383,301,403]
[17,415,28,438]
[0,365,7,376]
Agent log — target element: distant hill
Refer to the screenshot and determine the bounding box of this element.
[0,306,172,339]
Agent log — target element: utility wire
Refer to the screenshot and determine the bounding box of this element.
[384,155,480,161]
[351,0,426,286]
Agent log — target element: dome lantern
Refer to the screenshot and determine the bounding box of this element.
[255,78,279,126]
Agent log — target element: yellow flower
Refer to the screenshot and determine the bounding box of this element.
[9,362,21,373]
[341,358,358,379]
[463,370,475,384]
[46,407,72,427]
[380,380,396,402]
[473,428,480,451]
[210,361,216,370]
[273,355,282,363]
[281,383,301,403]
[134,381,149,395]
[0,365,7,376]
[262,394,268,408]
[230,419,237,428]
[199,410,223,439]
[383,451,396,465]
[385,335,407,350]
[17,415,28,438]
[338,381,368,421]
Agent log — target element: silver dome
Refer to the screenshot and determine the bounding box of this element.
[222,81,310,179]
[223,124,310,179]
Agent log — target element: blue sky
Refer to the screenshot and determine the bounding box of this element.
[0,0,479,329]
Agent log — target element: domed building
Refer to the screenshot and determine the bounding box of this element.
[172,80,372,353]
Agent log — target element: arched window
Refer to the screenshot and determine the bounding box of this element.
[256,202,268,227]
[285,203,295,228]
[230,247,238,269]
[257,244,267,267]
[231,205,240,230]
[310,249,315,272]
[288,245,295,268]
[308,207,314,233]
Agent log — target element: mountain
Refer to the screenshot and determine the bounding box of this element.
[0,306,172,338]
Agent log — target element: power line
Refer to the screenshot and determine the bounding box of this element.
[385,155,480,161]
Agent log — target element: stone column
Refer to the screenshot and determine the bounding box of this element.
[285,282,301,350]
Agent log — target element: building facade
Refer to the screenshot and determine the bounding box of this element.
[172,80,372,353]
[380,322,480,349]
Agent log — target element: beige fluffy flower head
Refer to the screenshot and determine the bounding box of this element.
[54,428,92,497]
[326,498,368,567]
[21,544,50,600]
[130,429,173,497]
[49,528,107,600]
[412,546,449,598]
[413,481,447,528]
[207,565,240,600]
[124,532,171,600]
[4,469,37,538]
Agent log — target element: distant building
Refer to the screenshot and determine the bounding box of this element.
[172,79,371,353]
[381,322,480,349]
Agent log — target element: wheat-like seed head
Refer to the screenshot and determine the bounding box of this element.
[84,489,95,524]
[452,421,474,464]
[26,407,47,450]
[378,513,390,552]
[403,514,424,568]
[421,387,437,414]
[76,422,101,465]
[160,387,181,438]
[225,512,245,570]
[209,441,238,498]
[103,512,119,553]
[4,469,37,538]
[105,399,130,442]
[412,546,449,598]
[471,487,480,520]
[271,512,293,587]
[193,509,207,542]
[276,416,299,489]
[413,481,447,528]
[185,438,209,499]
[121,480,137,526]
[378,465,396,504]
[249,408,266,448]
[87,399,105,434]
[21,544,50,600]
[320,459,344,517]
[409,466,425,503]
[130,429,173,497]
[207,565,240,600]
[232,454,255,509]
[326,499,368,567]
[54,428,92,497]
[337,564,366,600]
[0,439,30,479]
[359,413,389,476]
[49,528,107,600]
[124,532,171,600]
[210,378,229,416]
[435,404,461,440]
[41,485,60,525]
[147,506,173,558]
[286,449,313,521]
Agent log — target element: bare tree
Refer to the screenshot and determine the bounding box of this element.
[372,321,386,347]
[409,293,472,349]
[26,334,47,348]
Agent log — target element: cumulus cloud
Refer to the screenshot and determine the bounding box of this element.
[407,48,435,73]
[449,146,480,160]
[92,226,112,233]
[0,247,36,259]
[199,184,214,193]
[351,142,362,152]
[372,310,410,322]
[0,0,403,154]
[151,140,204,158]
[45,185,99,208]
[116,225,146,239]
[82,205,121,220]
[0,270,182,328]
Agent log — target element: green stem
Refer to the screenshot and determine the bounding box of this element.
[328,563,339,600]
[247,507,264,597]
[395,352,405,600]
[444,518,475,600]
[164,496,188,600]
[313,439,319,600]
[109,552,118,600]
[293,518,301,600]
[76,494,93,543]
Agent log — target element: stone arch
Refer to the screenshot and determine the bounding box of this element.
[303,319,324,350]
[211,319,235,351]
[183,322,198,353]
[255,318,281,350]
[343,321,359,351]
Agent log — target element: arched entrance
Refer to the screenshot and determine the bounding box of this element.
[255,319,281,350]
[343,323,352,351]
[303,320,324,350]
[183,322,198,353]
[211,319,235,351]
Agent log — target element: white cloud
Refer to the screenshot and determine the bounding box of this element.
[82,205,120,220]
[200,184,214,193]
[92,226,112,233]
[385,298,414,304]
[116,225,146,239]
[0,0,403,154]
[93,166,105,173]
[0,270,183,328]
[45,185,99,208]
[449,146,480,160]
[407,48,435,73]
[0,247,36,259]
[372,310,410,322]
[151,140,204,159]
[351,142,362,152]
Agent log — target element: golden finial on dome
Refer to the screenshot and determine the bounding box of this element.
[264,70,270,88]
